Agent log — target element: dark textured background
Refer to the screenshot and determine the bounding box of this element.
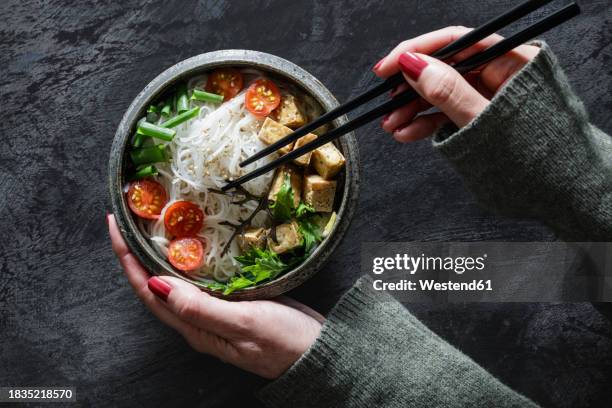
[1,0,611,407]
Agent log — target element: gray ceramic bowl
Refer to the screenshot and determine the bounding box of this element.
[109,50,359,300]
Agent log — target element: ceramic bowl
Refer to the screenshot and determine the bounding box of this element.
[109,50,359,300]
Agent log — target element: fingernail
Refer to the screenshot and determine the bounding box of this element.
[372,57,385,72]
[381,114,390,126]
[398,52,428,81]
[148,276,172,302]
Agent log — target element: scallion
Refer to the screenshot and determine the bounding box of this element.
[131,132,145,148]
[160,106,200,128]
[176,83,189,114]
[161,99,172,117]
[137,121,176,141]
[130,144,166,165]
[128,165,158,180]
[191,89,224,104]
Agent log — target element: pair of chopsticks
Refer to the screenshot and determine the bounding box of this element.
[222,0,580,191]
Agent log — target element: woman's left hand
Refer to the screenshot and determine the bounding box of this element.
[108,214,323,379]
[372,26,539,142]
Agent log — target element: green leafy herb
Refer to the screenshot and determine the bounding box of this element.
[223,276,255,295]
[296,202,315,218]
[236,247,287,282]
[297,216,322,254]
[269,175,294,221]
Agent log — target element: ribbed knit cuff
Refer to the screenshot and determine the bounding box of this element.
[432,42,612,240]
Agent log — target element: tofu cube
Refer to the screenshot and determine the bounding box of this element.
[268,221,302,254]
[302,174,337,212]
[238,227,267,251]
[292,132,318,167]
[268,165,302,208]
[311,142,345,179]
[258,118,294,154]
[272,94,306,129]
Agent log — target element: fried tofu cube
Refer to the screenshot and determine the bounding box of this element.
[302,174,336,212]
[258,118,294,154]
[268,221,302,254]
[292,132,318,167]
[238,227,267,251]
[272,94,306,129]
[311,142,346,179]
[268,165,302,208]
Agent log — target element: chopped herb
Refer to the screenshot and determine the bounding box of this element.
[296,202,315,218]
[297,215,322,254]
[269,175,294,221]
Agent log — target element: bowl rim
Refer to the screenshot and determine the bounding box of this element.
[108,49,360,300]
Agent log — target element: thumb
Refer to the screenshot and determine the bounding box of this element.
[397,52,489,128]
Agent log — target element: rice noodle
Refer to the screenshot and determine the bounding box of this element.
[140,83,276,282]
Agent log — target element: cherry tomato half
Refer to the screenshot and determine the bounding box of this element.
[127,179,168,220]
[205,68,244,101]
[168,237,205,271]
[164,201,205,238]
[245,79,281,117]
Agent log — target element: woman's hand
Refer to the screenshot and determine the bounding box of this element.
[107,214,323,379]
[372,26,540,142]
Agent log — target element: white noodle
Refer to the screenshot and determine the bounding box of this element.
[140,86,275,281]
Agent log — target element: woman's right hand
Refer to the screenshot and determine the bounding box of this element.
[372,26,540,143]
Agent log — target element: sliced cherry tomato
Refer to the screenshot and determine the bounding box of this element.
[164,201,205,237]
[245,78,281,117]
[127,179,168,220]
[168,237,205,271]
[205,68,244,101]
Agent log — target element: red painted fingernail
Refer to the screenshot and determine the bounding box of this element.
[148,276,172,302]
[398,52,428,81]
[372,57,385,72]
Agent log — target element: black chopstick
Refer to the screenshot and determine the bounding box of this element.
[239,0,555,168]
[223,2,580,191]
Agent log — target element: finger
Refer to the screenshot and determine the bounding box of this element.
[398,52,489,127]
[108,214,150,290]
[107,215,198,339]
[479,44,540,92]
[275,296,326,324]
[390,82,410,98]
[447,33,504,64]
[381,98,430,133]
[373,26,472,77]
[393,112,450,143]
[154,276,249,337]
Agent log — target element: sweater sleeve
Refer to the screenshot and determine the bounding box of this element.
[432,42,612,241]
[257,277,538,408]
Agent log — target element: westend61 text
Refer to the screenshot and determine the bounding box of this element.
[373,279,493,292]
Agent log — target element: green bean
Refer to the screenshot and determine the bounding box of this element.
[160,106,200,128]
[161,99,172,117]
[191,89,224,104]
[128,165,158,180]
[130,144,167,165]
[137,121,176,141]
[176,83,189,114]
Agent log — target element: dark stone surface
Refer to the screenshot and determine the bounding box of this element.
[0,0,610,407]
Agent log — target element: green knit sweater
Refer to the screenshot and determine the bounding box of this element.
[257,43,612,407]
